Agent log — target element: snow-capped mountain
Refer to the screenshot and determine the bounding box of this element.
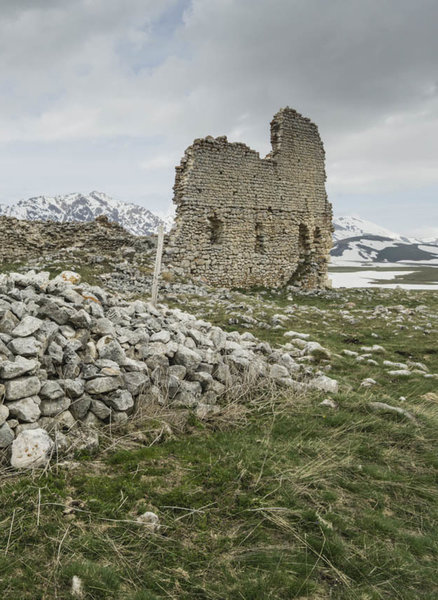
[332,216,409,242]
[0,191,171,236]
[331,217,438,264]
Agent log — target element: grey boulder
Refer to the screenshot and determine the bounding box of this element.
[5,376,41,400]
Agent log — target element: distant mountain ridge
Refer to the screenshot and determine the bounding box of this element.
[331,216,438,264]
[0,191,171,236]
[1,193,436,264]
[333,215,412,243]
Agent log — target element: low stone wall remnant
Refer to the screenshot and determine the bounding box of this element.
[0,270,337,467]
[0,215,152,263]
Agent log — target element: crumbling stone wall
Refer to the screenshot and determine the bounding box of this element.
[166,107,333,288]
[0,215,151,263]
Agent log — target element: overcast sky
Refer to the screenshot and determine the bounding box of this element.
[1,0,437,237]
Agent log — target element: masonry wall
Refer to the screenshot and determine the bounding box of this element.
[166,107,333,288]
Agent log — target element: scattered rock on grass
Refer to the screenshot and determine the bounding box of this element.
[369,402,416,422]
[10,428,53,468]
[136,511,160,532]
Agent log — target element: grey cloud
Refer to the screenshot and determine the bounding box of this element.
[0,0,437,235]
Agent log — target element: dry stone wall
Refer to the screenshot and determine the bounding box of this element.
[166,107,333,288]
[0,215,151,263]
[0,270,338,466]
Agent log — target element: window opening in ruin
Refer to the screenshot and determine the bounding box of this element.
[288,223,312,285]
[298,223,311,253]
[314,226,322,246]
[208,216,224,244]
[255,222,265,254]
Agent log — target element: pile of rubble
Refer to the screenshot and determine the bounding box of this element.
[0,270,337,468]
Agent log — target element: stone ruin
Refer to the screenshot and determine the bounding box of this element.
[166,107,333,288]
[0,215,151,263]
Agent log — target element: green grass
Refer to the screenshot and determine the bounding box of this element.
[0,286,437,599]
[0,261,26,274]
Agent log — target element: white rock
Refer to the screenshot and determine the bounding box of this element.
[0,356,38,379]
[388,370,411,377]
[7,397,41,422]
[40,380,64,401]
[10,270,50,289]
[53,410,76,430]
[320,398,338,409]
[71,575,84,598]
[309,375,339,394]
[383,360,407,369]
[284,331,310,340]
[151,330,171,344]
[0,404,9,425]
[269,364,289,379]
[85,376,122,395]
[105,389,134,411]
[111,411,129,424]
[53,271,81,285]
[174,345,202,371]
[369,402,416,422]
[11,428,53,469]
[8,336,42,357]
[15,422,40,435]
[0,422,14,447]
[361,378,377,388]
[302,342,331,360]
[90,399,111,420]
[5,376,41,400]
[122,372,149,395]
[361,345,385,354]
[407,361,428,372]
[136,511,160,532]
[12,316,43,337]
[40,396,71,417]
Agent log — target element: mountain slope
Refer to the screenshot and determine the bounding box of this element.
[332,216,406,242]
[331,234,438,264]
[0,191,169,236]
[331,216,438,264]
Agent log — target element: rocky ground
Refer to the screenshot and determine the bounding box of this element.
[0,245,437,599]
[0,267,340,468]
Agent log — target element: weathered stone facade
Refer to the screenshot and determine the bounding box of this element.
[166,107,333,288]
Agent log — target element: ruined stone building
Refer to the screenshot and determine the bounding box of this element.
[166,107,333,288]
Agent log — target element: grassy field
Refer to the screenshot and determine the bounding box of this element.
[0,284,437,599]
